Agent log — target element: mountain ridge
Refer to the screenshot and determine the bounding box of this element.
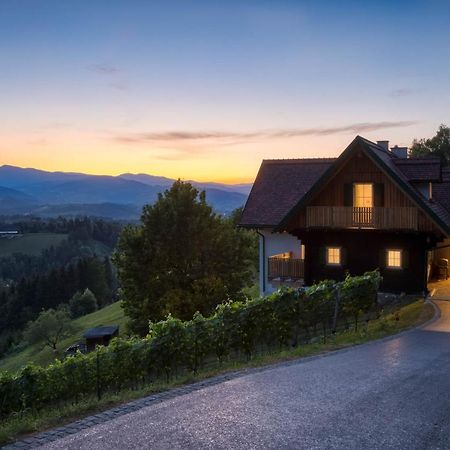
[0,165,251,219]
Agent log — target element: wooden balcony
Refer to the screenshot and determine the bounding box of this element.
[268,258,304,280]
[306,206,418,231]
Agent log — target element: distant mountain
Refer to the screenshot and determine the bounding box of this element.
[0,186,38,213]
[30,203,141,220]
[0,165,87,188]
[0,165,249,219]
[19,177,162,205]
[119,173,174,187]
[119,173,253,195]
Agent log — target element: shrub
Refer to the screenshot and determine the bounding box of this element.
[340,270,382,330]
[0,271,381,418]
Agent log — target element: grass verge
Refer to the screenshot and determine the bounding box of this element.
[0,299,434,446]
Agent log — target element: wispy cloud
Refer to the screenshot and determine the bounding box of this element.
[88,63,119,75]
[109,81,129,91]
[114,120,419,145]
[389,88,422,97]
[112,120,420,160]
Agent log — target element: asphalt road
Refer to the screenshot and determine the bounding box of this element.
[40,301,450,450]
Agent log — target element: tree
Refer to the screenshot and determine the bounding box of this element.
[410,124,450,165]
[24,308,76,351]
[113,181,256,335]
[69,288,98,318]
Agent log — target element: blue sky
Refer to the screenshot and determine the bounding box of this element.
[0,0,449,181]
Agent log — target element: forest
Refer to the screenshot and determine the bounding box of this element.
[0,217,122,358]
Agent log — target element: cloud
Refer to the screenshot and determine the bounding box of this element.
[114,120,419,145]
[109,81,129,91]
[88,63,119,75]
[389,88,422,97]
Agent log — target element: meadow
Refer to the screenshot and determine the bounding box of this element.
[0,233,68,256]
[0,302,127,373]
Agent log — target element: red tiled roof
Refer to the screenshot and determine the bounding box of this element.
[393,158,441,182]
[239,158,334,227]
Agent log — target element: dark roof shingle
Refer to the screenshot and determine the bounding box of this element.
[239,158,334,227]
[393,158,441,182]
[83,326,119,339]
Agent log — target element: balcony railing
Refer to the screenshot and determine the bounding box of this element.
[306,206,418,230]
[268,258,304,280]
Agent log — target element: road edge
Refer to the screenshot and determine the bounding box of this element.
[2,299,440,450]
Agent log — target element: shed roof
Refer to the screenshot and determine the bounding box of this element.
[83,326,119,339]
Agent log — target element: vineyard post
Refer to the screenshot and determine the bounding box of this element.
[96,351,101,401]
[332,285,341,334]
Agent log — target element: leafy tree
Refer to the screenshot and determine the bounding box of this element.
[113,181,256,334]
[69,288,98,318]
[410,124,450,165]
[24,308,76,351]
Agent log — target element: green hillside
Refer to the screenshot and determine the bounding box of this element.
[0,233,68,256]
[0,302,128,374]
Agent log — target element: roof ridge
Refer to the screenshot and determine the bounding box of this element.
[262,157,336,164]
[394,158,440,164]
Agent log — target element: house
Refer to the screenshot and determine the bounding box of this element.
[240,136,450,296]
[83,326,119,352]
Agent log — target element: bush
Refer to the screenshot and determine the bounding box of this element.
[340,270,381,330]
[69,289,98,318]
[0,271,381,418]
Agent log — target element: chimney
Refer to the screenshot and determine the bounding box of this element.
[390,145,408,159]
[377,140,389,151]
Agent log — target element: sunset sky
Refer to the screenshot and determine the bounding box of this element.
[1,0,449,183]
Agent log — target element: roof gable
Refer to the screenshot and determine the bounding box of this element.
[275,136,450,235]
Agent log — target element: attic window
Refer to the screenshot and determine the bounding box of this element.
[353,183,373,208]
[326,247,341,265]
[387,250,402,269]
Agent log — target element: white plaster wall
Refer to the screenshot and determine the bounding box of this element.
[258,229,302,296]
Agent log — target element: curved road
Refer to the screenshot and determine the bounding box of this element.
[40,301,450,450]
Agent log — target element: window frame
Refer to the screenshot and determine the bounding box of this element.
[353,182,374,208]
[326,246,342,266]
[386,249,402,269]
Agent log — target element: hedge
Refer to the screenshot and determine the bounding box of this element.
[0,270,381,418]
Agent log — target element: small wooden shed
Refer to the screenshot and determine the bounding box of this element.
[83,326,119,352]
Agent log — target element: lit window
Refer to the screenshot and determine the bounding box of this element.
[387,250,402,268]
[300,244,305,260]
[354,183,373,208]
[326,247,341,265]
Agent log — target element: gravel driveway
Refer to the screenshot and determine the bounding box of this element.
[12,300,450,450]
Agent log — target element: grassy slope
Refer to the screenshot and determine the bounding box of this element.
[0,233,68,256]
[0,299,434,445]
[0,302,128,373]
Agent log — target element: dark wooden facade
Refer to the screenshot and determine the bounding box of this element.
[298,230,429,293]
[284,147,442,294]
[286,151,439,235]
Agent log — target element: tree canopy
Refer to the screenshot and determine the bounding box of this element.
[410,124,450,165]
[113,181,257,335]
[69,288,98,318]
[24,308,76,351]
